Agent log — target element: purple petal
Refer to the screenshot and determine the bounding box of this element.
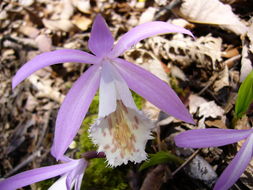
[110,21,194,58]
[88,14,114,57]
[12,49,99,89]
[74,173,84,190]
[51,65,101,160]
[214,134,253,190]
[113,58,194,124]
[175,129,253,148]
[66,159,87,190]
[0,161,78,190]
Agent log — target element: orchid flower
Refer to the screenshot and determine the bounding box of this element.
[12,14,194,166]
[174,128,253,190]
[0,157,87,190]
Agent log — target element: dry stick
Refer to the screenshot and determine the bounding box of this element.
[4,147,43,178]
[197,73,219,95]
[35,109,52,149]
[234,183,242,190]
[172,149,200,176]
[223,54,241,68]
[197,54,241,96]
[154,0,182,20]
[156,123,162,151]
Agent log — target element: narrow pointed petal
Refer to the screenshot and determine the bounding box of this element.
[113,58,194,124]
[74,173,84,190]
[66,159,87,190]
[0,161,78,190]
[98,61,136,117]
[51,65,101,160]
[88,14,114,57]
[175,129,253,148]
[110,21,194,57]
[214,134,253,190]
[12,49,99,89]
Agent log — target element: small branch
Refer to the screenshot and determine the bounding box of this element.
[172,149,200,176]
[4,147,43,178]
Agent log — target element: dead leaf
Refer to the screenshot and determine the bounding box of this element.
[35,34,52,52]
[146,34,223,71]
[28,74,65,103]
[184,155,217,187]
[71,0,91,14]
[205,119,227,129]
[19,25,40,38]
[140,165,171,190]
[213,65,229,92]
[170,18,193,29]
[240,20,253,81]
[170,65,187,81]
[72,15,92,31]
[142,101,160,121]
[221,47,239,58]
[61,0,74,20]
[43,19,76,32]
[139,7,157,24]
[173,0,248,35]
[19,0,34,7]
[189,94,225,128]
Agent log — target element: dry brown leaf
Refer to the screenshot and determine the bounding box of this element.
[240,20,253,81]
[222,47,240,58]
[71,0,91,14]
[212,65,229,92]
[42,19,76,32]
[170,18,193,29]
[61,0,74,20]
[189,94,225,128]
[205,119,227,129]
[189,94,207,114]
[142,101,160,121]
[72,15,92,31]
[35,34,52,52]
[28,75,65,103]
[139,7,157,24]
[19,0,34,7]
[174,0,248,35]
[170,65,187,81]
[19,25,40,38]
[146,34,223,71]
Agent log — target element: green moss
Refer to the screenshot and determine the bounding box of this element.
[170,77,185,96]
[81,159,128,190]
[37,178,56,190]
[131,90,144,110]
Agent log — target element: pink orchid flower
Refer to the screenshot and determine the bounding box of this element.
[12,14,194,166]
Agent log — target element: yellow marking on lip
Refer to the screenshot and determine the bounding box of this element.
[107,100,138,158]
